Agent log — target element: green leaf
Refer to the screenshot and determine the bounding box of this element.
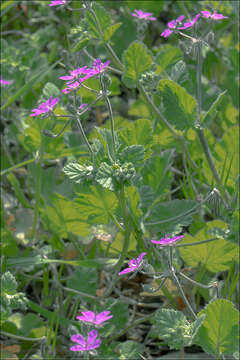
[42,82,61,98]
[116,341,144,360]
[156,45,182,74]
[85,3,111,39]
[197,299,239,356]
[104,23,122,42]
[142,150,174,194]
[122,41,153,88]
[179,220,239,272]
[67,268,98,296]
[41,194,90,237]
[202,90,227,125]
[75,185,118,224]
[145,199,198,235]
[120,145,145,168]
[151,309,205,350]
[119,118,153,154]
[96,162,115,191]
[155,79,197,130]
[63,162,94,184]
[1,271,17,294]
[72,37,89,52]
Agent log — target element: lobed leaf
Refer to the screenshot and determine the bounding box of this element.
[122,41,153,88]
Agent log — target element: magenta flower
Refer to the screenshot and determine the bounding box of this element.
[76,310,113,325]
[131,9,157,21]
[79,103,88,110]
[70,330,101,352]
[118,252,147,276]
[178,13,201,29]
[61,59,110,94]
[161,15,185,37]
[0,79,13,85]
[201,11,228,20]
[59,66,88,83]
[151,235,184,246]
[30,96,60,117]
[48,0,66,6]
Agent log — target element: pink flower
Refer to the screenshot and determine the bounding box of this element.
[79,103,88,110]
[61,59,110,94]
[131,9,157,21]
[201,11,228,20]
[76,310,113,325]
[59,66,88,83]
[70,330,101,352]
[151,235,184,246]
[178,13,201,29]
[118,252,146,276]
[0,79,13,85]
[161,29,173,38]
[161,15,185,37]
[30,96,60,117]
[167,15,185,29]
[48,0,66,6]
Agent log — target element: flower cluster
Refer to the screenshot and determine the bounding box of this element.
[131,9,156,21]
[60,59,110,94]
[70,310,113,352]
[30,96,60,117]
[161,10,228,38]
[30,58,109,117]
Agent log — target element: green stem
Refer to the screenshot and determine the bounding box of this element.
[99,74,117,154]
[178,271,214,289]
[0,331,46,342]
[30,149,43,245]
[171,268,197,319]
[1,158,35,176]
[175,237,218,247]
[90,8,124,70]
[103,186,130,297]
[75,114,93,154]
[195,41,231,205]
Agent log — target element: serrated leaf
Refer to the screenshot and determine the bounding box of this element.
[151,309,191,349]
[104,22,122,42]
[120,145,145,168]
[155,79,197,130]
[119,118,153,154]
[63,162,94,184]
[116,341,144,360]
[85,3,111,39]
[197,299,239,356]
[41,194,90,237]
[122,41,153,88]
[75,185,118,223]
[96,162,115,191]
[72,37,89,52]
[1,272,17,294]
[179,220,239,272]
[145,199,198,234]
[42,82,60,98]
